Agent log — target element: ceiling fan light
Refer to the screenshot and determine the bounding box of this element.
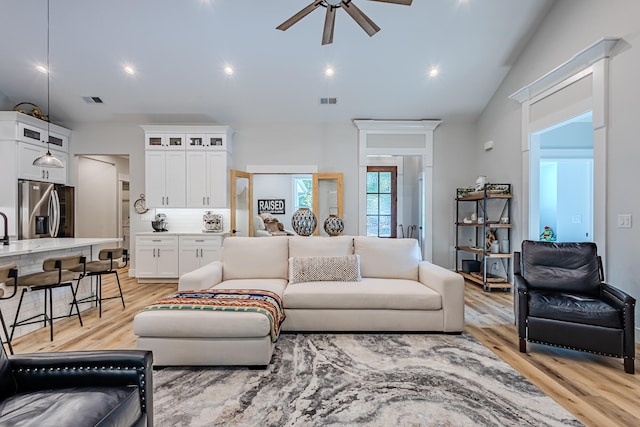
[33,150,64,168]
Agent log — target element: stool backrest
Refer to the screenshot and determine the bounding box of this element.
[42,254,84,271]
[0,264,17,284]
[98,248,124,261]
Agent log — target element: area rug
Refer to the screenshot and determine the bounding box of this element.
[153,333,582,426]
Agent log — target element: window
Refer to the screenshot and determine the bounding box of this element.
[293,176,312,210]
[366,166,397,237]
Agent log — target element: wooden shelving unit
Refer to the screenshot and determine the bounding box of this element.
[455,184,513,292]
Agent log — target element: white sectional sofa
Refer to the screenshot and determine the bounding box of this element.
[133,236,465,366]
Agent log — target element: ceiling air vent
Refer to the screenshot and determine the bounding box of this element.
[83,96,104,104]
[319,97,337,105]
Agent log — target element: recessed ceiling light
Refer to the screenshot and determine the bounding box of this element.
[325,67,335,77]
[36,65,48,74]
[428,67,440,78]
[124,65,135,75]
[224,66,234,75]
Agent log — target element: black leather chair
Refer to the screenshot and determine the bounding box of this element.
[0,344,153,426]
[515,240,635,374]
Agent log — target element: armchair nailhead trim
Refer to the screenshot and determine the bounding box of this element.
[12,365,148,411]
[526,339,628,359]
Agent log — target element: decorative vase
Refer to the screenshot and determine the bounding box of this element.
[291,208,317,236]
[323,214,344,236]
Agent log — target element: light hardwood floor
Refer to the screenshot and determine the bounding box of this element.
[7,270,640,426]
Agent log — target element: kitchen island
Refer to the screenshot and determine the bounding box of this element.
[0,237,122,339]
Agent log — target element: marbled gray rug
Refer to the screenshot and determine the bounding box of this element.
[153,333,582,426]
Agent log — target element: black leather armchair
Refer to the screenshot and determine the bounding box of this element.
[0,344,153,426]
[515,240,635,374]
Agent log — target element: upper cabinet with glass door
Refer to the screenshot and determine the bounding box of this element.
[145,133,186,150]
[186,133,230,152]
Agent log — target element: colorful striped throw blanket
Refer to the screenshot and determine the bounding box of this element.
[143,289,285,342]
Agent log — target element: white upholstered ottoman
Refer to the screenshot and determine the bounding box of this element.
[134,309,277,366]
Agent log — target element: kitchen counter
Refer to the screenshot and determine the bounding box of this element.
[0,237,122,340]
[0,237,121,258]
[135,231,229,236]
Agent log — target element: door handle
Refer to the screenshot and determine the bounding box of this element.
[153,248,156,257]
[200,248,203,257]
[166,196,169,205]
[158,248,161,257]
[195,248,199,258]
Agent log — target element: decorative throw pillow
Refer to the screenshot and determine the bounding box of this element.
[289,255,361,284]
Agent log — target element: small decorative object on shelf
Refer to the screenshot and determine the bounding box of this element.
[203,211,223,232]
[291,208,317,236]
[539,225,556,241]
[12,102,49,121]
[323,214,344,236]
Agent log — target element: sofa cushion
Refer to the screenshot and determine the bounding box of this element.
[134,308,272,338]
[528,290,622,328]
[288,236,354,258]
[354,237,421,280]
[212,279,288,296]
[222,237,289,280]
[0,386,141,427]
[283,278,441,310]
[289,255,361,284]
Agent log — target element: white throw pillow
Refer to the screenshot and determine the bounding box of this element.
[289,255,361,284]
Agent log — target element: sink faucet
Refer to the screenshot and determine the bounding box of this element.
[0,211,8,245]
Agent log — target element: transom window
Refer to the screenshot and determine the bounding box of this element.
[366,166,397,237]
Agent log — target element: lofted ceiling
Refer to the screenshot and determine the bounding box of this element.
[0,0,554,129]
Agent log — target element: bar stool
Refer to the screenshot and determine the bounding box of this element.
[10,254,85,342]
[71,248,127,317]
[0,264,18,354]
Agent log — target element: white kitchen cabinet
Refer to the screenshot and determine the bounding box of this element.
[18,143,68,184]
[17,121,69,152]
[178,234,224,276]
[186,133,230,151]
[144,150,185,207]
[135,235,180,279]
[142,124,232,208]
[185,151,229,208]
[145,133,185,150]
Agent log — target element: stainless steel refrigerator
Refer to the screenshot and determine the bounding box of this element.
[18,180,75,239]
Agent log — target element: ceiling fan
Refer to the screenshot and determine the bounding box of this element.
[277,0,413,45]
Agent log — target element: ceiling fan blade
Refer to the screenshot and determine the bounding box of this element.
[322,6,337,45]
[341,1,381,37]
[367,0,413,5]
[276,1,323,31]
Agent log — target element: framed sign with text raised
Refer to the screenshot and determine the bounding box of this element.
[258,199,285,215]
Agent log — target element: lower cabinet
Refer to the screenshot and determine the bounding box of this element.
[178,235,223,277]
[135,235,180,279]
[136,233,225,281]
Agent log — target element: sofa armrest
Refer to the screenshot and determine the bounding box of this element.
[418,261,464,332]
[10,350,153,426]
[178,261,223,291]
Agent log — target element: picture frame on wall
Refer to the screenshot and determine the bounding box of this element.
[258,199,285,215]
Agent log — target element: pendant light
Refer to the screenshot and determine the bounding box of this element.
[33,0,63,169]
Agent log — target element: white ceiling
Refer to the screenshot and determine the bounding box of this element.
[0,0,554,129]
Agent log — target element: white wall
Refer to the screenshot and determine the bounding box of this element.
[476,0,640,322]
[68,120,476,270]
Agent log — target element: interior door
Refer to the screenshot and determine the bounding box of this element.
[230,170,253,237]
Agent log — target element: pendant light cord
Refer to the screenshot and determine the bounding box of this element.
[46,0,51,154]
